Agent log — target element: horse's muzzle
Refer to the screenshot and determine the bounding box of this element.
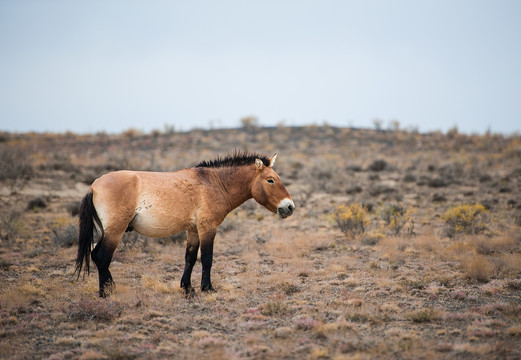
[277,199,295,219]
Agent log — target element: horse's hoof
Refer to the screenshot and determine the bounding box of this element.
[183,285,196,298]
[201,284,216,292]
[99,282,115,298]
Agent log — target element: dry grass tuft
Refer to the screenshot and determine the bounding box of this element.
[464,255,493,282]
[406,307,440,323]
[64,298,126,322]
[141,275,176,293]
[260,301,287,316]
[506,326,521,337]
[0,287,35,311]
[472,235,516,255]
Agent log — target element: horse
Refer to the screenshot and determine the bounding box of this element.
[75,151,295,297]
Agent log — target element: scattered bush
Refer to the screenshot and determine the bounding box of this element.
[40,152,76,172]
[368,185,396,197]
[514,210,521,227]
[346,185,363,194]
[346,165,362,172]
[432,193,447,202]
[0,258,12,270]
[367,159,387,172]
[156,231,186,246]
[361,231,385,246]
[442,203,488,238]
[464,255,492,282]
[428,177,449,188]
[218,217,235,233]
[403,173,416,183]
[294,317,320,330]
[0,147,34,191]
[254,233,271,244]
[281,282,300,295]
[0,132,11,142]
[406,307,440,323]
[52,224,78,248]
[292,187,312,207]
[66,201,81,217]
[122,128,144,140]
[472,235,515,255]
[0,211,27,241]
[120,231,149,252]
[479,174,493,183]
[27,197,47,211]
[381,203,412,235]
[334,203,370,239]
[240,116,259,130]
[261,302,287,316]
[65,299,125,321]
[506,279,521,290]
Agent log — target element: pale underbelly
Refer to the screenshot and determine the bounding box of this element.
[130,212,193,238]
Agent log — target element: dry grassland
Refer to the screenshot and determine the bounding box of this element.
[1,126,520,359]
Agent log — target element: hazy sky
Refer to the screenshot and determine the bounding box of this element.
[1,1,520,134]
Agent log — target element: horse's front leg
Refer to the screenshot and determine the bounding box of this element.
[180,231,199,295]
[200,229,217,292]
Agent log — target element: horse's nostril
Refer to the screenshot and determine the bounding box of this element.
[288,204,294,212]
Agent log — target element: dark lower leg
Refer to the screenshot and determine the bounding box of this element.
[98,270,114,298]
[180,243,199,293]
[200,241,214,292]
[91,241,115,298]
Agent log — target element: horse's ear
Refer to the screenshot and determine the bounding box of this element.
[255,158,264,171]
[269,153,277,167]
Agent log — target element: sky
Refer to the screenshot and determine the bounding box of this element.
[1,1,520,135]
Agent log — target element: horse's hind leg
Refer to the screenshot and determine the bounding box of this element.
[91,229,124,297]
[180,231,199,295]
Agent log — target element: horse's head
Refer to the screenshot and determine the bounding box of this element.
[251,154,295,219]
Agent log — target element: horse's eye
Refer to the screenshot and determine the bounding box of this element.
[267,179,275,184]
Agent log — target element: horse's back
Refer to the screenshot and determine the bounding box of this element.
[92,169,191,195]
[92,170,140,193]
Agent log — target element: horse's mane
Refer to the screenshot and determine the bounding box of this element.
[195,151,270,168]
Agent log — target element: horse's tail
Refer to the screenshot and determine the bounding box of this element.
[75,191,103,279]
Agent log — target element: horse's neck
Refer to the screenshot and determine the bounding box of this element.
[216,166,254,211]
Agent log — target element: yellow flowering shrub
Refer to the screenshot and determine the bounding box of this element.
[442,203,488,238]
[334,203,370,239]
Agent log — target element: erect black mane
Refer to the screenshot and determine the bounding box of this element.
[195,151,270,168]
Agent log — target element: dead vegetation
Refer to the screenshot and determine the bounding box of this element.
[0,126,520,359]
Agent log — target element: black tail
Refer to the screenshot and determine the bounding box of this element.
[75,191,103,279]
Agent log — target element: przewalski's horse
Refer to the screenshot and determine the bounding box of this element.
[75,152,295,297]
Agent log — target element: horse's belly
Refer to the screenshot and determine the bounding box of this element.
[131,211,193,238]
